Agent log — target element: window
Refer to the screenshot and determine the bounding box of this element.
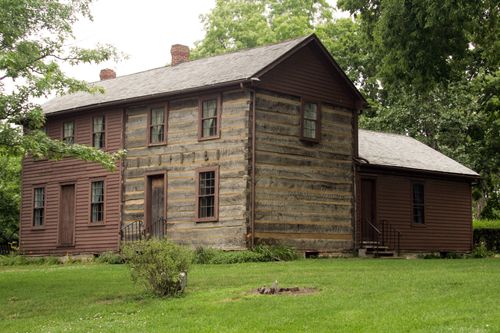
[199,96,220,140]
[301,101,321,142]
[91,181,104,223]
[92,116,105,149]
[195,167,219,222]
[33,187,45,227]
[149,107,166,144]
[412,183,425,224]
[63,121,74,144]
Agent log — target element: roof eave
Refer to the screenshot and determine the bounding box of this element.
[358,163,480,181]
[44,78,251,116]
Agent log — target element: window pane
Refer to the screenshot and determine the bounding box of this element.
[93,116,105,132]
[199,196,215,218]
[413,207,424,224]
[93,133,105,149]
[151,108,164,126]
[34,188,44,208]
[150,125,164,143]
[92,181,104,203]
[202,100,217,118]
[304,103,318,120]
[199,171,215,195]
[413,184,424,205]
[304,119,316,139]
[412,184,425,224]
[63,122,74,143]
[33,188,44,226]
[202,118,217,137]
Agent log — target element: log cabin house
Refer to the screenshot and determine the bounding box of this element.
[20,35,479,256]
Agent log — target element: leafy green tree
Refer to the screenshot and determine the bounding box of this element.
[339,0,499,218]
[0,0,124,170]
[0,150,20,242]
[192,0,370,91]
[0,0,126,241]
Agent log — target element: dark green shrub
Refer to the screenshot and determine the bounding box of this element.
[95,251,124,264]
[208,250,265,264]
[471,241,493,258]
[44,257,61,265]
[193,246,219,264]
[122,240,193,297]
[253,244,299,261]
[473,228,500,252]
[193,245,299,264]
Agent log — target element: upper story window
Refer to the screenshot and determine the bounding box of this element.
[300,100,321,142]
[195,166,219,222]
[33,187,45,227]
[412,183,425,224]
[63,121,74,144]
[91,181,104,223]
[199,96,221,140]
[149,106,166,145]
[92,116,105,149]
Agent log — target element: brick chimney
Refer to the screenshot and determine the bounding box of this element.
[99,68,116,81]
[171,44,190,66]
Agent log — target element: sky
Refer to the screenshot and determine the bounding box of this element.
[63,0,348,82]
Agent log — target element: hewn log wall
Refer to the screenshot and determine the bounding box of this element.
[123,90,250,249]
[253,91,354,251]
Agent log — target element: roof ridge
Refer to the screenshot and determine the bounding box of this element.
[359,128,412,139]
[83,35,311,85]
[183,34,311,64]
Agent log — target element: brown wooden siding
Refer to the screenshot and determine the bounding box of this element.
[253,91,354,252]
[20,109,123,255]
[356,170,473,252]
[258,42,357,109]
[123,90,250,250]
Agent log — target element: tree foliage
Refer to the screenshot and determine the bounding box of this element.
[0,149,20,242]
[0,0,124,169]
[0,0,126,240]
[339,0,499,218]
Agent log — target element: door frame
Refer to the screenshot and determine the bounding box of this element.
[144,171,168,237]
[58,182,76,247]
[360,176,377,242]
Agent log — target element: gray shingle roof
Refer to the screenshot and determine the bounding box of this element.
[358,129,478,177]
[43,36,310,114]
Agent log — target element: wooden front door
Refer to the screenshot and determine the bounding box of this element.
[59,184,75,246]
[361,179,376,241]
[147,175,165,238]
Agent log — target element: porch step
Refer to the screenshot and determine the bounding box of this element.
[373,250,396,257]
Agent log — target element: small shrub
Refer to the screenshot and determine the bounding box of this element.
[473,228,500,252]
[44,257,61,265]
[254,244,299,261]
[209,250,265,264]
[472,241,493,258]
[95,251,124,264]
[193,245,299,264]
[442,252,463,259]
[193,246,219,264]
[122,240,193,297]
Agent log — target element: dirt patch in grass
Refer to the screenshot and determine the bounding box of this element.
[252,286,319,295]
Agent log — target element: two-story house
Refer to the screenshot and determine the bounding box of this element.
[20,35,478,256]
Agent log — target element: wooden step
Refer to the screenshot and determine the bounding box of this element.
[374,251,396,257]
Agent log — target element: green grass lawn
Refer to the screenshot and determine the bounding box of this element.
[1,259,499,332]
